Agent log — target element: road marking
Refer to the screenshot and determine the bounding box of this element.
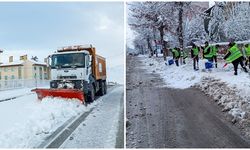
[37,85,119,148]
[0,93,34,103]
[43,108,95,148]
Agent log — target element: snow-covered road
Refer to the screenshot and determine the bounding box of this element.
[126,55,250,148]
[137,54,250,140]
[60,85,124,148]
[0,85,123,148]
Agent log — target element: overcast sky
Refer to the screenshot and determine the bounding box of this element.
[0,2,124,70]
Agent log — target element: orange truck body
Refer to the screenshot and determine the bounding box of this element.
[57,45,107,81]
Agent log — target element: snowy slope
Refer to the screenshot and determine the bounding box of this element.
[0,93,100,148]
[139,55,250,123]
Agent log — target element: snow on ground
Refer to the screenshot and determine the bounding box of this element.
[139,55,250,123]
[0,91,101,148]
[61,86,124,148]
[0,86,49,100]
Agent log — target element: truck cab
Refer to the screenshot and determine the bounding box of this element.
[49,45,107,102]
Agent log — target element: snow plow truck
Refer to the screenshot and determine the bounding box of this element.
[32,44,107,103]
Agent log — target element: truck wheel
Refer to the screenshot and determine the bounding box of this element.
[87,84,95,102]
[104,81,107,94]
[99,81,105,96]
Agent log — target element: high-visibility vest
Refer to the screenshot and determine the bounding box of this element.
[192,47,199,56]
[212,46,218,56]
[226,44,242,63]
[204,46,213,59]
[172,49,180,58]
[180,51,187,58]
[245,45,250,56]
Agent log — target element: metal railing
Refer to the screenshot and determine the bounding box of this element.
[0,79,50,91]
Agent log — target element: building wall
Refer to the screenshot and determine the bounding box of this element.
[22,60,33,79]
[0,65,22,80]
[0,60,50,81]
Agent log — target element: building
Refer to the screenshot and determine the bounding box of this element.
[0,55,50,89]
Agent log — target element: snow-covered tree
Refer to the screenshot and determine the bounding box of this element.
[207,2,250,42]
[223,2,250,41]
[128,2,209,57]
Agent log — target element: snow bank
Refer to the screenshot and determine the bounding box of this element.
[0,95,100,148]
[142,57,203,89]
[195,77,248,121]
[139,55,250,123]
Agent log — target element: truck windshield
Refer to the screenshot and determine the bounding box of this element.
[51,53,86,69]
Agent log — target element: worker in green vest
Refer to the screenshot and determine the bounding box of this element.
[171,47,180,66]
[191,42,200,70]
[244,44,250,69]
[180,48,187,64]
[203,41,213,62]
[212,44,219,68]
[224,42,248,75]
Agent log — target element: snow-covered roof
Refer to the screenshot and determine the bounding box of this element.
[0,59,47,67]
[29,59,47,66]
[0,61,23,67]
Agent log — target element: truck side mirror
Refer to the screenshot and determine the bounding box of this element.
[89,55,92,67]
[47,55,51,67]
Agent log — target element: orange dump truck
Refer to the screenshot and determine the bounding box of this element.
[32,44,107,103]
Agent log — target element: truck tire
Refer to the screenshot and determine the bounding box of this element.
[104,81,107,94]
[99,81,105,96]
[86,84,95,102]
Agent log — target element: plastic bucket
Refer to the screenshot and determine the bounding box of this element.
[205,61,213,69]
[168,59,174,65]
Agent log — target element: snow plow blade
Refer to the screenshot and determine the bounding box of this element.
[31,88,85,103]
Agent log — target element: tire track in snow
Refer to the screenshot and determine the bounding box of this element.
[37,85,118,148]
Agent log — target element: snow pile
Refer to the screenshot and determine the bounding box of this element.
[142,57,203,88]
[0,96,100,148]
[195,77,249,121]
[139,55,250,123]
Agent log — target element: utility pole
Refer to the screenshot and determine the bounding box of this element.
[0,49,3,65]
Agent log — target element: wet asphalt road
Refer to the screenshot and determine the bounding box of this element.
[126,55,250,148]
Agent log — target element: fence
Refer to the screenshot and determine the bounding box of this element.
[0,79,50,91]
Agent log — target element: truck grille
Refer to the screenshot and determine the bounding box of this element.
[58,76,77,79]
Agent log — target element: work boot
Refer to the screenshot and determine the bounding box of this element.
[215,63,217,68]
[234,72,238,75]
[244,67,248,73]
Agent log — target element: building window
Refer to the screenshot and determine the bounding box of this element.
[34,66,37,70]
[5,76,7,80]
[44,73,48,80]
[11,75,15,79]
[11,67,14,72]
[18,67,22,79]
[4,68,7,72]
[39,67,43,80]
